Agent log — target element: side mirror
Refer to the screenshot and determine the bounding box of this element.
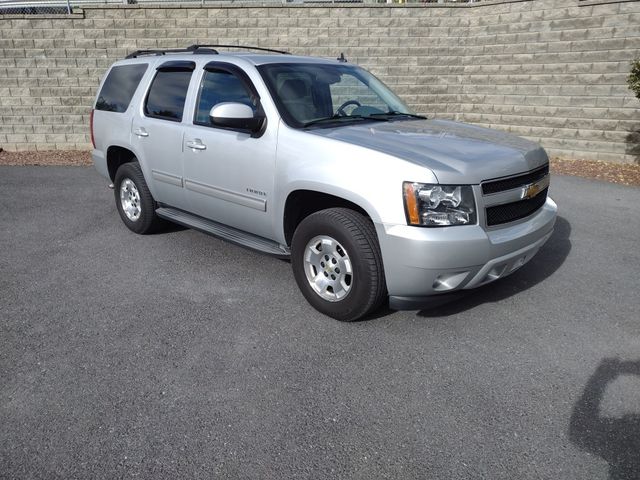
[209,102,264,133]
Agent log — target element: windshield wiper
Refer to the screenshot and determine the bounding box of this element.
[368,111,427,120]
[302,115,388,128]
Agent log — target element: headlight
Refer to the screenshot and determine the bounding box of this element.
[403,182,476,227]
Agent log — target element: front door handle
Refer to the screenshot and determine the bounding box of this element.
[133,127,149,138]
[186,139,207,151]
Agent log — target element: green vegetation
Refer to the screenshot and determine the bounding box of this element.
[628,59,640,100]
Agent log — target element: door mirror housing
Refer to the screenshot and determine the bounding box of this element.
[209,102,264,134]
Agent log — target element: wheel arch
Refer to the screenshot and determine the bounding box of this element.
[106,145,138,182]
[282,188,380,247]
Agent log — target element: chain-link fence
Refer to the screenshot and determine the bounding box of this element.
[0,0,482,15]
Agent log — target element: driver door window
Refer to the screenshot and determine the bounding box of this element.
[194,70,255,126]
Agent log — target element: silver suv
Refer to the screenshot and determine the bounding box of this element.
[91,45,557,321]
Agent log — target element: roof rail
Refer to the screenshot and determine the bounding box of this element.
[125,45,290,60]
[186,44,291,55]
[125,47,218,59]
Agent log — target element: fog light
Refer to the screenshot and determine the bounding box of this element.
[433,271,469,291]
[486,265,507,282]
[511,256,527,272]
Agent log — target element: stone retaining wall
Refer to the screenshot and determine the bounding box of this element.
[1,0,639,162]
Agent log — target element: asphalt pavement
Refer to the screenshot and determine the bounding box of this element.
[1,166,639,479]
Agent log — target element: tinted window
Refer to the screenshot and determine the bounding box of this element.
[258,63,413,128]
[145,70,193,122]
[195,70,255,125]
[96,64,147,113]
[329,73,388,113]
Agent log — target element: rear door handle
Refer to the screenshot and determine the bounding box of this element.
[133,127,149,138]
[186,139,207,151]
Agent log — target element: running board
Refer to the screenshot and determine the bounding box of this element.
[156,207,290,258]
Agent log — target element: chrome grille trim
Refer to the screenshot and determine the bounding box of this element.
[481,165,550,227]
[481,164,549,196]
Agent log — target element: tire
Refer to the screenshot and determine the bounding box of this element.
[113,161,164,234]
[291,208,387,322]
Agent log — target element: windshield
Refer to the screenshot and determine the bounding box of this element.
[257,63,417,128]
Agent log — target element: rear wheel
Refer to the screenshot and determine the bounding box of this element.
[114,161,164,234]
[291,208,386,321]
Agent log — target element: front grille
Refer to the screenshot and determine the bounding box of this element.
[482,165,549,195]
[486,188,548,226]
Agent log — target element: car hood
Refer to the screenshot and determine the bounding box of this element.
[308,119,548,184]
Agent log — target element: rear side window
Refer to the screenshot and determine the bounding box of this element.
[96,64,147,113]
[144,69,193,122]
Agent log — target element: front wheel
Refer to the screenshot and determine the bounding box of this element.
[291,208,387,322]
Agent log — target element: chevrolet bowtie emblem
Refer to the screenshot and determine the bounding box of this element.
[521,174,550,200]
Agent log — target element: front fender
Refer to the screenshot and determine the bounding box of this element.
[273,124,438,243]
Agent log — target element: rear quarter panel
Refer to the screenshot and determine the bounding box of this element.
[91,60,156,188]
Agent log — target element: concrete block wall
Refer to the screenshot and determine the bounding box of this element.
[1,0,639,162]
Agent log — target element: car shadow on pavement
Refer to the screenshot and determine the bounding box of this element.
[415,215,572,318]
[157,221,188,234]
[569,358,640,480]
[626,130,640,165]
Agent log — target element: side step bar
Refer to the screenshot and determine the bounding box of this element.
[156,207,290,258]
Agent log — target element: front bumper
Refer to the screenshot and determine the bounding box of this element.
[376,197,557,310]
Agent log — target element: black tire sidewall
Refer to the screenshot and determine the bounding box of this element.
[291,210,381,321]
